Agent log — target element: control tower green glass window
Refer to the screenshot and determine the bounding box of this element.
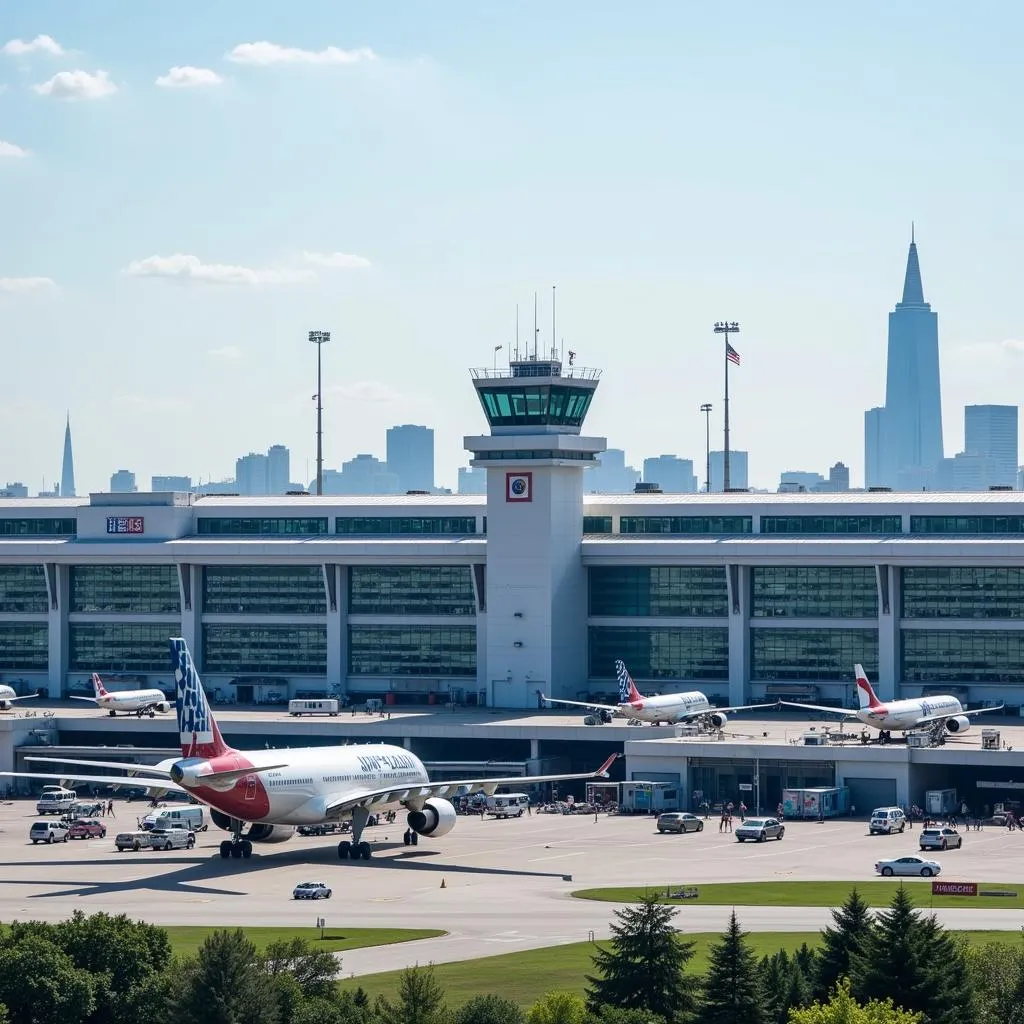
[476,385,593,429]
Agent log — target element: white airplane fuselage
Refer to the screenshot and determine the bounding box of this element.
[92,690,170,714]
[855,695,964,733]
[615,691,712,724]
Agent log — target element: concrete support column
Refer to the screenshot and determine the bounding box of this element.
[177,565,201,665]
[727,564,748,706]
[875,565,898,700]
[332,566,348,695]
[402,736,412,751]
[530,738,540,760]
[45,563,67,697]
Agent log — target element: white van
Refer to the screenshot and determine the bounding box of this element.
[869,807,907,835]
[144,806,207,832]
[36,787,77,815]
[288,699,340,717]
[487,793,530,818]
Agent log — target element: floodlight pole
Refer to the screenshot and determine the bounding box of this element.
[309,331,331,495]
[700,403,713,493]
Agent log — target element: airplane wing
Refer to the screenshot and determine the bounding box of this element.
[2,693,40,703]
[541,695,622,713]
[778,700,860,718]
[913,704,1005,727]
[68,696,99,703]
[677,700,779,720]
[324,753,619,817]
[25,755,174,775]
[0,770,186,796]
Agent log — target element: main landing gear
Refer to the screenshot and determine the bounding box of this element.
[338,806,373,861]
[219,817,253,859]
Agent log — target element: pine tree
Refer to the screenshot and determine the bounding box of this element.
[814,888,872,1001]
[586,893,699,1021]
[849,887,974,1024]
[696,911,766,1024]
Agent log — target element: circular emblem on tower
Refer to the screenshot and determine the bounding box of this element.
[506,472,532,502]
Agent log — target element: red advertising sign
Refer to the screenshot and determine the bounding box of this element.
[932,881,977,897]
[106,516,145,535]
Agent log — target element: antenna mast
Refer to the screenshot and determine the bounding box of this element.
[515,304,520,361]
[533,292,539,360]
[551,284,557,360]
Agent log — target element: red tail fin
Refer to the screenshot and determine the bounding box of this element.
[854,664,883,710]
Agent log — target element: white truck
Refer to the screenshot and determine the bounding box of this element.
[288,699,340,717]
[486,793,530,818]
[36,786,77,815]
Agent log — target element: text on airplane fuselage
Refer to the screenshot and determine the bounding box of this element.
[357,752,416,773]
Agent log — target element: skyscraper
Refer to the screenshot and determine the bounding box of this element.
[964,405,1018,488]
[709,450,749,491]
[109,470,137,493]
[386,425,434,493]
[235,453,269,495]
[865,235,944,488]
[60,414,76,498]
[642,455,698,493]
[267,445,291,495]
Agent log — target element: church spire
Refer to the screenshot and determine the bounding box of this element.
[900,230,925,305]
[61,412,76,498]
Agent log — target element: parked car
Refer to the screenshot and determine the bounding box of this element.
[148,828,196,851]
[297,823,339,836]
[30,820,70,844]
[293,881,332,900]
[115,831,154,852]
[735,817,785,842]
[919,827,963,851]
[876,855,941,877]
[68,819,107,840]
[869,807,907,835]
[657,813,704,834]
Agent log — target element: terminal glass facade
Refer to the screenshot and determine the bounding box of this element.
[335,517,477,535]
[901,629,1024,684]
[203,625,327,674]
[910,516,1024,535]
[901,567,1024,619]
[0,518,76,537]
[751,628,878,681]
[349,567,475,616]
[69,622,179,672]
[202,566,326,615]
[751,567,878,618]
[760,516,902,535]
[196,517,328,536]
[583,516,613,534]
[619,516,752,535]
[589,567,728,617]
[348,625,476,676]
[0,565,48,614]
[69,565,180,614]
[589,626,729,680]
[0,623,48,669]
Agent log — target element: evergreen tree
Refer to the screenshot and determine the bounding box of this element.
[849,887,973,1024]
[586,892,699,1021]
[374,964,448,1024]
[758,951,812,1024]
[453,993,526,1024]
[790,979,924,1023]
[586,1007,669,1023]
[814,889,872,1001]
[696,911,766,1024]
[527,991,588,1024]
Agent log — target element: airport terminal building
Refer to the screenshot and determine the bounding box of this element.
[3,358,1024,714]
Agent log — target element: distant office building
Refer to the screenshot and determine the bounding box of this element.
[827,462,851,492]
[709,450,749,491]
[386,425,434,493]
[642,455,698,493]
[321,454,400,495]
[964,405,1018,487]
[458,466,487,495]
[587,449,641,494]
[194,479,237,495]
[37,485,60,498]
[779,471,825,493]
[267,445,291,495]
[235,453,269,496]
[152,475,192,492]
[109,470,137,493]
[0,482,28,498]
[864,235,944,488]
[60,414,76,498]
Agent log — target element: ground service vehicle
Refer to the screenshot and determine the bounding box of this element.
[876,855,941,877]
[288,699,339,717]
[487,793,529,818]
[735,817,785,842]
[36,786,76,814]
[30,820,70,843]
[293,881,332,900]
[919,827,963,851]
[115,831,154,852]
[869,807,907,835]
[144,806,207,832]
[657,812,704,834]
[68,819,106,839]
[148,827,195,850]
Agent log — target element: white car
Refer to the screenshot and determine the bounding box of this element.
[875,855,941,878]
[30,820,70,844]
[148,827,196,851]
[734,817,785,842]
[293,881,332,900]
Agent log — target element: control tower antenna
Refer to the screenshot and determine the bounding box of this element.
[533,292,539,360]
[515,304,520,361]
[551,284,557,360]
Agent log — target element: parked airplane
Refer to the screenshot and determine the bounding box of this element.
[542,660,775,728]
[70,673,171,718]
[781,664,1004,741]
[4,637,617,862]
[0,684,37,711]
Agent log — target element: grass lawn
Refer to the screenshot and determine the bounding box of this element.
[163,926,445,958]
[572,880,1024,910]
[337,930,1022,1008]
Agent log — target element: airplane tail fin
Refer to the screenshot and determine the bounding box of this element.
[91,673,108,698]
[615,660,644,704]
[169,637,230,760]
[854,664,883,710]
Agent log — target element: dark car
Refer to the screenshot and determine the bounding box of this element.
[657,813,704,834]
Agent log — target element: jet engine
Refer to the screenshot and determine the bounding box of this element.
[209,809,295,842]
[944,716,971,734]
[407,797,457,838]
[707,711,729,729]
[0,700,12,712]
[155,701,170,714]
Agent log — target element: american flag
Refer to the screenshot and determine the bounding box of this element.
[726,343,741,366]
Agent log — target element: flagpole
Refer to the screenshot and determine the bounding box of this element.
[713,322,740,492]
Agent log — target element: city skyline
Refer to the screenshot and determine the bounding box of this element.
[4,4,1024,494]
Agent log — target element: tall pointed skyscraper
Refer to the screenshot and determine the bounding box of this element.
[864,232,944,489]
[60,413,76,498]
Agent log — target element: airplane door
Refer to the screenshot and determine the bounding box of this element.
[244,777,257,802]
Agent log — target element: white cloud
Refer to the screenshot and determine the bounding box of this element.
[2,35,64,57]
[327,381,404,403]
[155,66,224,89]
[0,276,55,292]
[226,41,377,66]
[0,140,29,158]
[207,345,244,360]
[122,253,316,285]
[114,395,180,413]
[301,250,372,269]
[33,69,117,100]
[950,338,1024,362]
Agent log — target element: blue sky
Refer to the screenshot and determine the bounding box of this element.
[3,2,1024,493]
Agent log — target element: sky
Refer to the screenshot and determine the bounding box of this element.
[3,2,1024,494]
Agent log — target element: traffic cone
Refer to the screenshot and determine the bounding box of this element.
[440,878,446,889]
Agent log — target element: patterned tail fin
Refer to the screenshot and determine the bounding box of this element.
[615,660,643,704]
[169,637,230,759]
[854,664,882,710]
[91,673,108,698]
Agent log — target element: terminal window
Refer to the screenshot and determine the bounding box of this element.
[0,518,76,537]
[348,625,476,676]
[589,566,728,617]
[0,565,48,614]
[751,567,878,618]
[69,565,180,615]
[759,516,902,535]
[349,567,476,616]
[69,622,180,672]
[203,625,327,675]
[202,566,326,616]
[901,567,1024,619]
[588,626,729,680]
[583,516,613,534]
[751,628,878,682]
[335,517,477,536]
[618,516,753,535]
[196,517,328,536]
[901,629,1024,684]
[0,623,48,670]
[909,516,1024,535]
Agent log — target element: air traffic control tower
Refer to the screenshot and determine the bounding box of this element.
[465,353,606,708]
